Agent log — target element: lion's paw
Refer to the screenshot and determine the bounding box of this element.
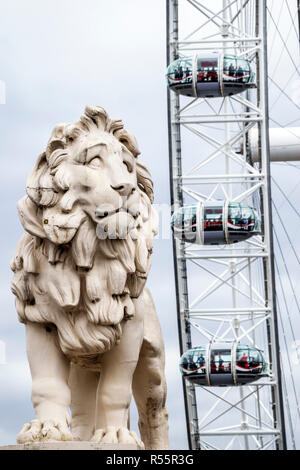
[17,419,73,444]
[91,426,144,449]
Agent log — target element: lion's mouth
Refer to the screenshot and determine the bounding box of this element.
[95,207,139,221]
[95,207,139,240]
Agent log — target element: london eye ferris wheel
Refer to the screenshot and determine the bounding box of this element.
[167,0,300,450]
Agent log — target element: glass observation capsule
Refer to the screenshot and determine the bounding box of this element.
[179,342,267,387]
[171,201,261,245]
[166,52,255,98]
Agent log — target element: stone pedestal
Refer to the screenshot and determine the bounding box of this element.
[1,441,142,451]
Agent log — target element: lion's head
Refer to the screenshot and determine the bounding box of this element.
[11,106,158,367]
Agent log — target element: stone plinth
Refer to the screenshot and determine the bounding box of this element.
[1,441,142,451]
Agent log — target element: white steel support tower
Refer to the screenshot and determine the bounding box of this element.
[167,0,287,450]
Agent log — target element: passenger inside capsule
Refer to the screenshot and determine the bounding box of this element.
[204,207,223,231]
[228,203,256,231]
[210,349,231,374]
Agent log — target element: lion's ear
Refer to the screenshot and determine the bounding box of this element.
[18,196,46,239]
[136,161,154,203]
[46,124,67,160]
[26,153,59,207]
[114,129,141,158]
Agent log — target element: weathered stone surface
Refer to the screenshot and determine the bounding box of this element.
[0,441,142,451]
[10,105,169,450]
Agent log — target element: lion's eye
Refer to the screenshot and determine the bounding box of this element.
[80,184,90,192]
[88,157,102,168]
[123,160,133,173]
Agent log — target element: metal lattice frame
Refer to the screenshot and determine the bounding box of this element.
[167,0,287,450]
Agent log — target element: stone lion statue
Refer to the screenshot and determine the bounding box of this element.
[11,105,169,449]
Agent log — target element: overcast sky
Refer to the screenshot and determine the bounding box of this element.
[0,0,189,449]
[0,0,299,450]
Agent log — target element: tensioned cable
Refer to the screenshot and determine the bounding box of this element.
[268,1,285,59]
[280,351,297,450]
[267,6,300,114]
[271,177,300,211]
[269,19,295,80]
[275,262,300,449]
[267,7,300,79]
[284,0,299,39]
[284,116,300,127]
[269,117,300,143]
[279,304,299,447]
[269,1,297,79]
[273,223,300,441]
[273,191,300,444]
[274,258,300,424]
[269,66,300,112]
[273,162,300,171]
[267,2,300,113]
[272,177,300,220]
[272,200,300,266]
[268,0,275,17]
[268,76,300,114]
[273,223,300,323]
[273,238,300,364]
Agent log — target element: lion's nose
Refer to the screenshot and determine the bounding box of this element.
[111,183,135,197]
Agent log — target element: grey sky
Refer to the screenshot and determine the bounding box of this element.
[0,0,188,448]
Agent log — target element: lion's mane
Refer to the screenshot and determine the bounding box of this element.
[11,106,158,368]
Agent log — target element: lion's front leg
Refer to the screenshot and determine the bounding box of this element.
[91,307,144,448]
[17,322,72,444]
[69,363,99,441]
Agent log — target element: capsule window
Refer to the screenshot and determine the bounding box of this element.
[236,58,251,83]
[210,348,231,374]
[180,347,206,374]
[228,203,258,232]
[240,205,254,218]
[196,57,218,83]
[166,57,193,86]
[253,208,261,232]
[171,205,198,241]
[204,206,223,232]
[223,55,252,84]
[236,345,266,374]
